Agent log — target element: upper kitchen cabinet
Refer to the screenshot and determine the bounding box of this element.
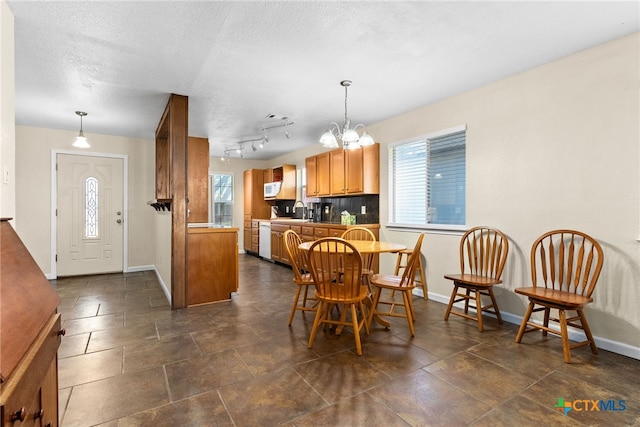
[305,152,331,197]
[264,164,296,200]
[187,137,209,223]
[309,143,379,196]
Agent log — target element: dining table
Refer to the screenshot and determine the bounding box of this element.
[298,239,407,329]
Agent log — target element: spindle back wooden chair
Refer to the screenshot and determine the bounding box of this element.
[444,226,509,331]
[306,238,369,355]
[515,230,604,363]
[368,233,425,336]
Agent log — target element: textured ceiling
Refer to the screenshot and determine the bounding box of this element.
[7,1,639,160]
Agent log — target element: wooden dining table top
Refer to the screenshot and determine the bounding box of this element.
[298,240,406,254]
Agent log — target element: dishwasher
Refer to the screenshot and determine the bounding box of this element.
[258,221,272,259]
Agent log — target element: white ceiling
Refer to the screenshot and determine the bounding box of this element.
[7,1,639,160]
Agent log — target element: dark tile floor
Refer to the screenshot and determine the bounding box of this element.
[53,255,640,426]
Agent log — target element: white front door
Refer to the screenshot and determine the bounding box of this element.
[57,154,124,276]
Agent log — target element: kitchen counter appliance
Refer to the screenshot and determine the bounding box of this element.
[259,220,271,259]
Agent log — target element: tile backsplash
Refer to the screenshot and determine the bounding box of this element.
[275,195,379,224]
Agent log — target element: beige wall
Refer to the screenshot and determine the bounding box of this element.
[367,33,639,353]
[0,0,15,219]
[15,126,157,277]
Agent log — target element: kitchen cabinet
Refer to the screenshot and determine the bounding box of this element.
[301,225,315,242]
[187,226,239,305]
[251,219,260,254]
[305,144,378,197]
[187,137,209,223]
[330,143,379,195]
[270,223,291,264]
[305,153,330,197]
[264,164,296,200]
[243,169,271,253]
[1,219,62,427]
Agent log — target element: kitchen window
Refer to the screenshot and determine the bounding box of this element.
[388,125,466,231]
[210,173,233,226]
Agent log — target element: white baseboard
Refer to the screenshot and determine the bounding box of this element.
[414,289,640,361]
[152,266,171,305]
[127,265,155,273]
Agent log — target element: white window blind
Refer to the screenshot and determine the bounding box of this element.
[389,129,466,227]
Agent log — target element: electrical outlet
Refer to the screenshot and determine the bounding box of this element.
[361,206,366,214]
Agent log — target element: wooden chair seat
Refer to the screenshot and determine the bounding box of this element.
[444,273,502,288]
[444,227,509,332]
[314,285,369,304]
[370,274,416,289]
[514,287,593,308]
[514,230,604,363]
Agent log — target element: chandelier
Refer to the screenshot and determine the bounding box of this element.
[319,80,374,150]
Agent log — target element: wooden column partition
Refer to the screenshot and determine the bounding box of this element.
[156,94,189,309]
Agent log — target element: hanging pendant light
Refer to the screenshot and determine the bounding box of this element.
[319,80,374,150]
[73,111,90,148]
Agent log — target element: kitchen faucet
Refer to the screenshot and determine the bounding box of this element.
[292,201,306,220]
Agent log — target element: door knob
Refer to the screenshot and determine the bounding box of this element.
[117,211,122,215]
[117,219,122,224]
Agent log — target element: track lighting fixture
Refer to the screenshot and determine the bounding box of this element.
[221,118,295,159]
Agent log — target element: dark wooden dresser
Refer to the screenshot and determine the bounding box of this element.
[0,218,61,427]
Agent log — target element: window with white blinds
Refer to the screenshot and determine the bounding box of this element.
[389,127,466,228]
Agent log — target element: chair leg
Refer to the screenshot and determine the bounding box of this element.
[302,285,310,307]
[464,289,471,314]
[308,302,325,349]
[559,309,571,363]
[577,309,598,354]
[444,284,459,321]
[515,301,535,343]
[351,303,363,356]
[402,290,415,336]
[475,289,484,332]
[487,288,503,324]
[288,286,303,326]
[543,308,550,336]
[359,301,370,335]
[417,257,428,300]
[368,287,383,328]
[394,251,405,275]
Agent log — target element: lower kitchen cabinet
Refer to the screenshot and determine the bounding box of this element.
[187,226,239,305]
[270,224,290,264]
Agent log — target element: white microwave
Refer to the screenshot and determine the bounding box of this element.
[264,182,282,198]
